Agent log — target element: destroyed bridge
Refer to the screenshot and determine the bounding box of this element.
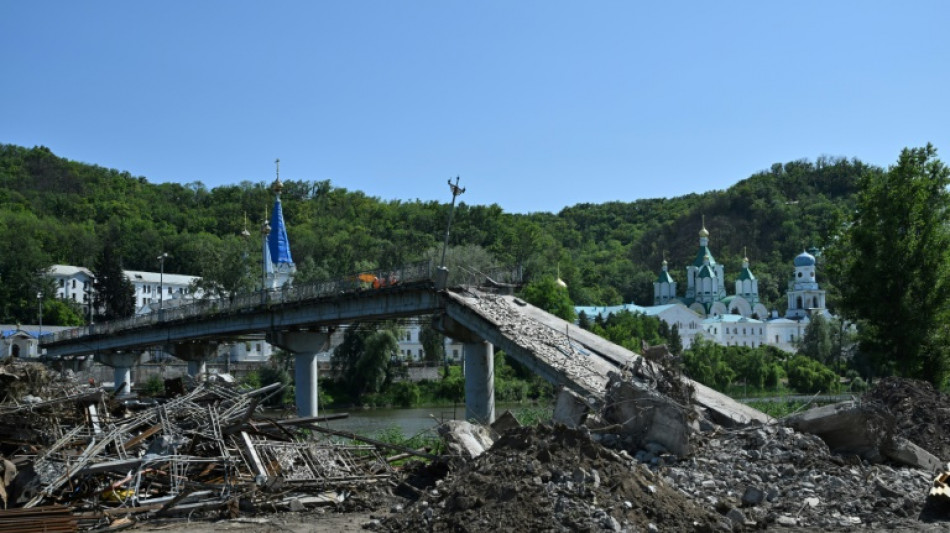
[40,260,762,427]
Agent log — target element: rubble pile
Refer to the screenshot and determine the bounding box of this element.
[0,361,398,531]
[863,376,950,462]
[374,424,724,532]
[376,369,950,531]
[666,423,933,530]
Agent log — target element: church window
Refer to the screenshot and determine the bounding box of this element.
[742,328,746,335]
[813,297,819,308]
[775,335,779,343]
[72,280,76,288]
[796,296,803,309]
[798,272,803,278]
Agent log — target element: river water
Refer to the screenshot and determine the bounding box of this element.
[317,405,467,438]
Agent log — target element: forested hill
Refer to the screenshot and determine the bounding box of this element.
[0,144,872,324]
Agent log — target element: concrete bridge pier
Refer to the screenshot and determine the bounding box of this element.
[167,341,220,381]
[436,315,496,424]
[267,329,333,417]
[94,351,143,396]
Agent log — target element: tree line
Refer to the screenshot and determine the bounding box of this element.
[2,143,948,387]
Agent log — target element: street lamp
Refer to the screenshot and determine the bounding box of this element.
[157,252,168,316]
[261,219,271,303]
[84,284,94,326]
[36,291,43,342]
[440,176,466,270]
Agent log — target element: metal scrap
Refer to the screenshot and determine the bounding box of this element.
[0,358,398,531]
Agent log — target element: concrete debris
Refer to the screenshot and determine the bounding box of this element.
[552,387,590,428]
[488,409,521,436]
[438,420,495,459]
[601,373,691,457]
[784,400,942,471]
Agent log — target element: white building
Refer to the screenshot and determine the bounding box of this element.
[46,265,95,316]
[578,225,832,353]
[126,270,201,314]
[396,321,465,363]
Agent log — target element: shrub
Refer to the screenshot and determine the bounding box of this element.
[786,355,838,394]
[142,375,164,397]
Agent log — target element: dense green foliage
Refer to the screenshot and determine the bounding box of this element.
[331,323,402,402]
[0,144,865,327]
[681,338,841,395]
[785,355,839,393]
[585,310,668,353]
[521,275,576,321]
[829,144,950,385]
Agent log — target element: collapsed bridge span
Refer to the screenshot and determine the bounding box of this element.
[442,288,766,427]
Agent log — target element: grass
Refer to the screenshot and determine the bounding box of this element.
[744,399,812,419]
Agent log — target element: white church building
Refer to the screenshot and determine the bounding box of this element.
[578,223,830,353]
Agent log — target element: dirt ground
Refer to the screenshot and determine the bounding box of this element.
[864,376,950,460]
[133,512,378,532]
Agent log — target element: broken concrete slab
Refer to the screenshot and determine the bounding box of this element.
[438,420,495,459]
[783,401,892,462]
[552,388,590,428]
[883,436,942,472]
[784,400,942,471]
[601,374,691,457]
[489,410,521,436]
[690,380,769,427]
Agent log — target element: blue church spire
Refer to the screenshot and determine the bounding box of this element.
[265,159,296,288]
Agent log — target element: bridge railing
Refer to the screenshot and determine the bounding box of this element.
[46,260,436,344]
[451,264,523,287]
[46,260,523,345]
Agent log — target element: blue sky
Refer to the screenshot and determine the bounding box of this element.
[3,2,948,214]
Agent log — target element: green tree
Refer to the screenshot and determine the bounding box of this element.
[786,355,838,393]
[577,310,591,330]
[190,234,256,300]
[668,323,684,356]
[43,298,86,326]
[521,275,576,321]
[332,323,401,401]
[829,145,950,384]
[799,313,833,364]
[419,321,445,364]
[93,240,135,320]
[682,338,736,391]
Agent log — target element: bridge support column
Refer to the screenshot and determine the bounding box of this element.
[267,329,332,417]
[464,340,495,424]
[94,351,142,396]
[435,314,496,424]
[167,341,220,381]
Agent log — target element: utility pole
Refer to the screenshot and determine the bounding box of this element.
[437,176,465,288]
